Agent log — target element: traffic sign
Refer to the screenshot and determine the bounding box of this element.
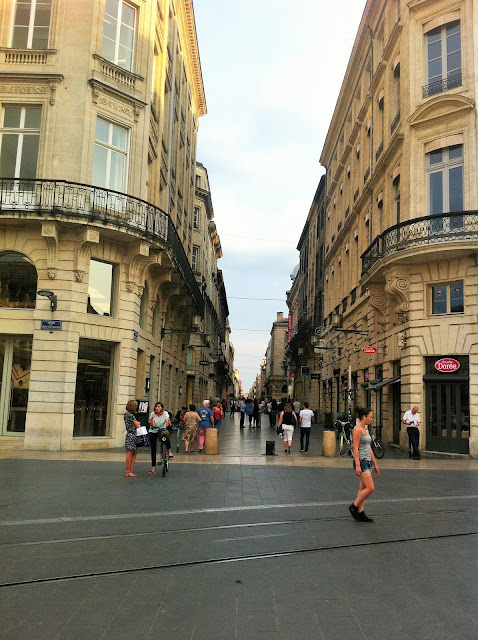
[362,346,377,354]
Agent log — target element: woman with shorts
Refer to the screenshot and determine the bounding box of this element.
[278,402,297,454]
[349,407,379,522]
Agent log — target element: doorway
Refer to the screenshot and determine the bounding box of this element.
[0,336,32,435]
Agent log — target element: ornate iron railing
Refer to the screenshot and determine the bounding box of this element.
[375,142,383,161]
[391,109,400,133]
[422,73,462,98]
[0,178,204,315]
[363,167,370,183]
[361,211,478,276]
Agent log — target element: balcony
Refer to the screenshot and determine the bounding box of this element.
[363,167,370,184]
[92,54,143,92]
[0,178,204,315]
[422,73,462,98]
[375,142,383,161]
[391,109,400,133]
[361,211,478,276]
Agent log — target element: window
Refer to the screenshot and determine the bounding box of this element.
[102,0,135,71]
[92,117,128,192]
[74,339,115,437]
[139,281,148,329]
[11,0,52,49]
[425,21,461,95]
[0,105,41,179]
[0,252,37,308]
[431,282,463,315]
[427,145,463,215]
[87,259,114,316]
[393,175,400,225]
[193,206,199,229]
[191,245,199,272]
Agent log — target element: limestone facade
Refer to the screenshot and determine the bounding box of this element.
[289,0,477,456]
[264,312,289,401]
[0,0,231,450]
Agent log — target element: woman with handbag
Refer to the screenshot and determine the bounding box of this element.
[278,402,297,454]
[148,402,173,474]
[124,399,140,477]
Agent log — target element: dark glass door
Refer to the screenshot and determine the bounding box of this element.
[426,381,469,453]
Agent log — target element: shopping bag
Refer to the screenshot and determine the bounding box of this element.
[136,426,150,447]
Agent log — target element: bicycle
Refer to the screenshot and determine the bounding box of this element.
[159,430,169,477]
[337,414,354,456]
[369,423,385,459]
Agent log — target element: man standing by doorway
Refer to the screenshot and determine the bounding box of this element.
[403,406,421,460]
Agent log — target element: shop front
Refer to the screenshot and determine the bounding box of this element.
[424,356,470,454]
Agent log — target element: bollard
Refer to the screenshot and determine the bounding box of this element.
[266,440,275,456]
[322,429,337,457]
[204,428,219,454]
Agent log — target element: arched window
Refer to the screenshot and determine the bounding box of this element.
[0,252,37,308]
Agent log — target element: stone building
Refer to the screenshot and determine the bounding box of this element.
[264,312,289,401]
[317,0,477,455]
[0,0,231,450]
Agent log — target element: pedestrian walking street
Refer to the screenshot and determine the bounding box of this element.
[0,414,477,640]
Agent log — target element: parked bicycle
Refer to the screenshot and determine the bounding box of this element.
[369,422,385,459]
[337,412,354,456]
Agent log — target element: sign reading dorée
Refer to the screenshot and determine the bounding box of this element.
[362,346,377,354]
[41,320,62,330]
[434,358,461,372]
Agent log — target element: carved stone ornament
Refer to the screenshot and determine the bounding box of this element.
[0,84,47,96]
[385,271,410,324]
[47,268,56,280]
[74,270,84,283]
[368,285,387,330]
[126,281,136,293]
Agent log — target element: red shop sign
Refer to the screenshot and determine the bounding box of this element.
[362,346,377,354]
[434,358,460,372]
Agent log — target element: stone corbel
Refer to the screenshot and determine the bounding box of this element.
[385,270,409,324]
[74,227,100,281]
[41,222,59,279]
[368,285,387,331]
[125,241,157,294]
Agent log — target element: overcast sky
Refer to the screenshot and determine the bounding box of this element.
[194,0,366,392]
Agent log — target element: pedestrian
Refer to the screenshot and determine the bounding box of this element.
[124,399,140,477]
[257,399,264,428]
[276,398,286,436]
[230,399,236,417]
[182,404,201,453]
[148,402,173,474]
[213,400,224,430]
[403,405,421,459]
[245,398,254,427]
[278,402,297,454]
[198,399,214,452]
[299,401,315,452]
[270,398,278,428]
[349,407,380,523]
[253,399,259,427]
[221,397,227,413]
[293,398,301,414]
[239,398,246,428]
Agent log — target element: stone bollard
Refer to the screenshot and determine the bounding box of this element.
[205,428,219,454]
[322,429,337,457]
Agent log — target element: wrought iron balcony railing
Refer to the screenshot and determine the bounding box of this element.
[0,178,205,315]
[422,73,462,98]
[390,109,400,133]
[361,211,478,276]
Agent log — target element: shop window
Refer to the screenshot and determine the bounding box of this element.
[0,252,37,308]
[74,339,115,437]
[102,0,136,71]
[0,105,42,179]
[431,282,463,315]
[11,0,52,49]
[92,117,129,192]
[87,259,115,316]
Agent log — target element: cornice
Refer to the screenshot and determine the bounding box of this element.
[183,0,207,117]
[0,71,63,82]
[382,23,403,62]
[370,61,387,94]
[409,94,474,128]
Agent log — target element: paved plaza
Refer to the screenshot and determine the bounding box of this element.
[0,415,477,639]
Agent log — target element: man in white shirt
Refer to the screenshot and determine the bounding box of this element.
[403,406,421,459]
[299,402,315,453]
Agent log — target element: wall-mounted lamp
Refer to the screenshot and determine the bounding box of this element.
[37,289,57,312]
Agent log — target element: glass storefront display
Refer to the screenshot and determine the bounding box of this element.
[0,252,37,309]
[74,339,115,437]
[0,336,32,434]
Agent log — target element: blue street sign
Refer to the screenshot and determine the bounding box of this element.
[41,320,62,331]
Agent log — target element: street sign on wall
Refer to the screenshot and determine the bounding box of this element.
[362,346,377,354]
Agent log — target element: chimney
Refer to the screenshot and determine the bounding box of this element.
[277,312,283,322]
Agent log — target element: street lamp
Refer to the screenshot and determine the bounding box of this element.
[37,289,57,312]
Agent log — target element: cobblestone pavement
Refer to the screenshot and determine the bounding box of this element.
[0,415,477,639]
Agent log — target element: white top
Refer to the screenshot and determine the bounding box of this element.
[299,408,314,428]
[403,409,420,426]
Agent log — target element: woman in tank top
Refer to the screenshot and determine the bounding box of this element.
[278,402,297,454]
[349,406,379,522]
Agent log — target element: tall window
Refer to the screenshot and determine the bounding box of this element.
[11,0,52,49]
[191,245,199,272]
[0,105,41,179]
[393,175,400,225]
[92,117,128,192]
[427,145,463,215]
[426,21,461,95]
[102,0,135,71]
[193,206,199,229]
[87,259,114,316]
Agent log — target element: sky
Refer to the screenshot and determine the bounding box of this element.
[194,0,366,392]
